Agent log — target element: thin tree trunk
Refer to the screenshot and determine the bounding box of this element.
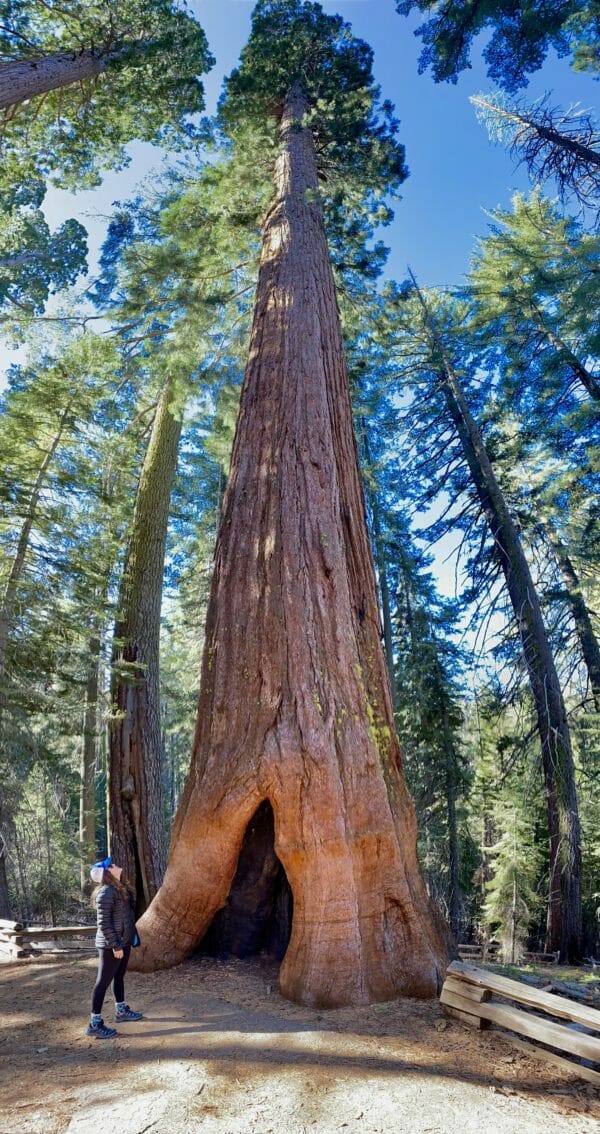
[544,525,600,710]
[441,702,461,942]
[132,83,448,1006]
[412,276,583,960]
[530,303,600,402]
[43,773,56,926]
[0,403,71,701]
[360,429,398,709]
[109,384,182,912]
[0,825,10,918]
[79,628,101,895]
[0,42,152,111]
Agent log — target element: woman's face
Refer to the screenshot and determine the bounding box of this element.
[108,864,123,881]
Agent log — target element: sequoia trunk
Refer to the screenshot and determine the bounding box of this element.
[0,43,149,111]
[412,278,582,959]
[132,85,447,1006]
[109,384,181,911]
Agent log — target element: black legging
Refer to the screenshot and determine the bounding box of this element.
[92,946,131,1014]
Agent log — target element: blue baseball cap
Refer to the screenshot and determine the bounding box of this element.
[90,856,112,883]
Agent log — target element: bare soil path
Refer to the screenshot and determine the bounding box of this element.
[1,954,598,1134]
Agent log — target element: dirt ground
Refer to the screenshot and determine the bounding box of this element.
[1,952,599,1134]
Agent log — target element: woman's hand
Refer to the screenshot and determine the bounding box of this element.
[113,948,124,959]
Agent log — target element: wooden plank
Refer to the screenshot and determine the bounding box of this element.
[440,987,600,1064]
[444,976,491,1003]
[21,926,97,940]
[0,931,25,945]
[0,918,24,931]
[505,1035,600,1089]
[0,940,28,958]
[448,961,600,1033]
[443,1005,490,1030]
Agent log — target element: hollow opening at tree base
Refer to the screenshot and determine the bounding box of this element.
[198,800,293,962]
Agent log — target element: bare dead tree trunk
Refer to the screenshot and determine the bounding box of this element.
[0,42,149,111]
[109,384,182,912]
[411,276,582,961]
[132,84,448,1006]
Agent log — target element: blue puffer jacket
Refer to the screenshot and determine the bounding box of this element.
[95,883,137,950]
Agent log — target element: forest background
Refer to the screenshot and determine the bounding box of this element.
[1,0,599,966]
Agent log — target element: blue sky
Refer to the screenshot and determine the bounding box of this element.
[43,0,599,285]
[37,0,598,614]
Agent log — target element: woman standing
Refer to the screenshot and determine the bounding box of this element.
[86,856,143,1039]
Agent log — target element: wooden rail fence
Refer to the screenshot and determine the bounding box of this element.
[457,943,559,964]
[441,960,600,1087]
[0,918,96,958]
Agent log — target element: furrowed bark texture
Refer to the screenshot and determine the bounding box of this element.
[132,85,448,1006]
[109,386,181,912]
[413,282,582,959]
[0,44,145,110]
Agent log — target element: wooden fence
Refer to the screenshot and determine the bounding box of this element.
[457,943,559,964]
[441,960,600,1087]
[0,918,96,958]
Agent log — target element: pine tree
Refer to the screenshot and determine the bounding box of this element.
[395,0,599,90]
[0,0,214,187]
[468,193,600,408]
[394,277,583,959]
[133,0,447,1006]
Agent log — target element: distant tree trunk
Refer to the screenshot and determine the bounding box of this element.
[0,823,10,918]
[530,304,600,402]
[360,429,398,709]
[79,627,101,895]
[441,702,461,941]
[543,525,600,710]
[109,384,182,912]
[0,402,71,701]
[0,42,153,111]
[412,276,582,961]
[132,84,448,1006]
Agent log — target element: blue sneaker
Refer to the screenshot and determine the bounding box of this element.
[115,1004,143,1022]
[86,1018,117,1039]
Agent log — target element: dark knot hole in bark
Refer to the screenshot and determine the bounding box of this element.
[198,800,293,962]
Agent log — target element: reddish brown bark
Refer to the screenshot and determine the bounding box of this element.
[132,85,447,1006]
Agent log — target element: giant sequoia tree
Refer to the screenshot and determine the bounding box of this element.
[133,0,447,1006]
